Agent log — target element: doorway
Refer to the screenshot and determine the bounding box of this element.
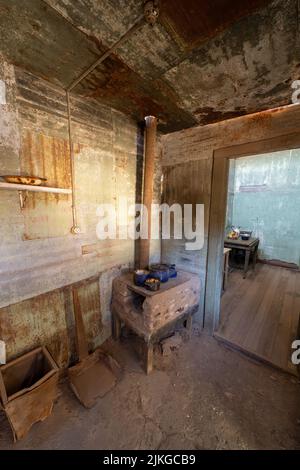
[205,134,300,375]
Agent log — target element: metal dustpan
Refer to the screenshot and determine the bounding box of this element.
[68,288,121,408]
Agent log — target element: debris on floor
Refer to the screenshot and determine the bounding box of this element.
[1,335,299,450]
[68,288,122,408]
[161,333,183,357]
[68,350,122,409]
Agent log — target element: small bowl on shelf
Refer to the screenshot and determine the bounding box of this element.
[0,175,47,186]
[144,277,160,292]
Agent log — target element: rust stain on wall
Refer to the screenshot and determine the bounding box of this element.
[0,278,103,368]
[21,129,71,195]
[76,280,102,353]
[248,110,274,128]
[0,290,70,367]
[19,129,73,240]
[229,109,275,143]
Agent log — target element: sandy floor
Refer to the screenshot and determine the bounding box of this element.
[0,332,299,450]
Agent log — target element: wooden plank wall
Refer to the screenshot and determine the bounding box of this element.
[161,158,212,318]
[0,66,137,306]
[161,104,300,326]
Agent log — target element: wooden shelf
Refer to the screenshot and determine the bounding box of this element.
[0,182,72,194]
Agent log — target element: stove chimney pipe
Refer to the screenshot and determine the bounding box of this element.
[139,116,157,269]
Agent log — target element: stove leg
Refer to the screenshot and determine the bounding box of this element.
[112,312,121,340]
[185,314,193,338]
[143,342,153,375]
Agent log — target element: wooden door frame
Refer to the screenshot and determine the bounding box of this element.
[204,131,300,334]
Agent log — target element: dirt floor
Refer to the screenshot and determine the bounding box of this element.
[0,331,299,450]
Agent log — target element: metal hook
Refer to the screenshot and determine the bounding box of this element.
[18,190,28,210]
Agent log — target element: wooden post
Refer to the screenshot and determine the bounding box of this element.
[144,342,154,375]
[72,288,89,361]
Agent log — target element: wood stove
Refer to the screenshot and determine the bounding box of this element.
[111,270,200,373]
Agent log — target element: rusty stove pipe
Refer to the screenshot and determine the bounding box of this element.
[139,116,157,269]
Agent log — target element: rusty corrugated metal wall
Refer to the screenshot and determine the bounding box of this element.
[0,55,161,366]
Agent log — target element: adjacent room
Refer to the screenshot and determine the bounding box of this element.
[216,149,300,375]
[0,0,299,452]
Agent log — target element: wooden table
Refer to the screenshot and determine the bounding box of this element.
[224,237,259,278]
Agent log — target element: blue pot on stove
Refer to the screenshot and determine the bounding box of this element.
[149,265,169,283]
[134,270,149,286]
[169,264,177,278]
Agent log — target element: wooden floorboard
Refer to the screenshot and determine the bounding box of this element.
[215,264,300,376]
